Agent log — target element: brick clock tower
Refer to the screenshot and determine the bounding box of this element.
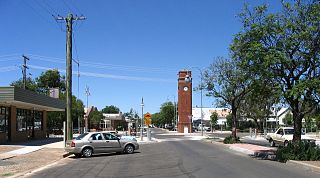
[177,70,192,133]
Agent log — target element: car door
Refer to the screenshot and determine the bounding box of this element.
[88,133,106,153]
[274,128,284,144]
[102,133,122,152]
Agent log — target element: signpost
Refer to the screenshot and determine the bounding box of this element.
[144,112,152,126]
[144,112,152,141]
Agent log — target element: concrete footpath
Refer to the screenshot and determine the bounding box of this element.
[222,135,320,173]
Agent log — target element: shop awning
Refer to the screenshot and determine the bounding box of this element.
[0,86,65,111]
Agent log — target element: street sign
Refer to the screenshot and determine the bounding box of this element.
[144,112,152,119]
[144,112,152,125]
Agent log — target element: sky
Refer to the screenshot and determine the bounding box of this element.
[0,0,282,114]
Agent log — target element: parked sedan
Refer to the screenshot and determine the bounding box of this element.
[65,132,139,158]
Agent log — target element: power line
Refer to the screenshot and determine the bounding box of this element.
[28,64,175,83]
[26,54,178,73]
[0,66,19,72]
[68,0,84,16]
[42,0,59,15]
[0,58,21,62]
[23,0,64,31]
[62,0,75,14]
[0,54,20,58]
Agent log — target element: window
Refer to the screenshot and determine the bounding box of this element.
[0,106,9,133]
[284,129,294,135]
[34,111,43,130]
[16,109,43,131]
[90,133,103,140]
[16,109,27,131]
[103,133,118,140]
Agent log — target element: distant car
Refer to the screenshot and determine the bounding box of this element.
[266,127,315,147]
[165,124,174,130]
[65,132,139,158]
[197,124,211,132]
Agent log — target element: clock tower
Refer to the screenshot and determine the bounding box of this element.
[177,70,192,133]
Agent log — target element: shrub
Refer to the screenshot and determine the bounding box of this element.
[223,135,240,144]
[276,142,320,162]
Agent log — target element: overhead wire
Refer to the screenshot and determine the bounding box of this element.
[62,0,76,14]
[28,64,175,83]
[26,54,178,73]
[24,0,65,32]
[0,66,19,72]
[0,54,21,58]
[23,0,60,30]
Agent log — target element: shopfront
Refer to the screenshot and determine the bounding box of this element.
[0,87,65,143]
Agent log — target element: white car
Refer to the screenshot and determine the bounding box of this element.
[266,127,315,147]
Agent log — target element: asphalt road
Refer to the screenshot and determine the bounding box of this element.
[26,129,319,178]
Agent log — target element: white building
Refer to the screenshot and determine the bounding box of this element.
[192,107,231,126]
[192,107,291,127]
[267,107,291,126]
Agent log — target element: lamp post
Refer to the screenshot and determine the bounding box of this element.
[185,67,204,136]
[140,97,144,141]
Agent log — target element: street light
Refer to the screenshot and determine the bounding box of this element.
[185,67,204,136]
[140,97,144,141]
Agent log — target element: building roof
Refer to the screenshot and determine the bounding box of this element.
[0,86,65,111]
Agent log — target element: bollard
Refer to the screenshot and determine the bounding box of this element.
[147,128,151,141]
[254,128,257,138]
[249,127,252,137]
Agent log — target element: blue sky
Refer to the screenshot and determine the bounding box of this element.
[0,0,281,114]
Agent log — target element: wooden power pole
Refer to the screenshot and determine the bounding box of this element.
[56,14,85,141]
[22,55,29,90]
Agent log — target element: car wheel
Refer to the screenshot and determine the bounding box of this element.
[270,139,275,147]
[125,144,134,154]
[74,153,82,158]
[284,140,289,147]
[82,147,93,158]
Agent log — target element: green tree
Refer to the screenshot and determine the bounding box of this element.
[210,112,218,132]
[240,81,280,130]
[315,115,320,129]
[89,108,103,129]
[36,69,65,94]
[101,105,120,114]
[10,77,38,91]
[160,102,174,125]
[47,93,84,131]
[283,113,293,126]
[231,1,320,143]
[226,114,232,130]
[151,112,163,127]
[203,57,252,139]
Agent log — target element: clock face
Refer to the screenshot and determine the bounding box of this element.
[183,86,188,91]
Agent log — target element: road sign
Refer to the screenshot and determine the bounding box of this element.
[144,112,152,125]
[144,112,152,119]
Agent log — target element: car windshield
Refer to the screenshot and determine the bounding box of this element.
[284,129,294,135]
[75,133,89,140]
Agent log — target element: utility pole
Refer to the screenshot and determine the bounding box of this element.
[56,14,86,141]
[85,85,90,132]
[140,97,144,141]
[22,55,29,90]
